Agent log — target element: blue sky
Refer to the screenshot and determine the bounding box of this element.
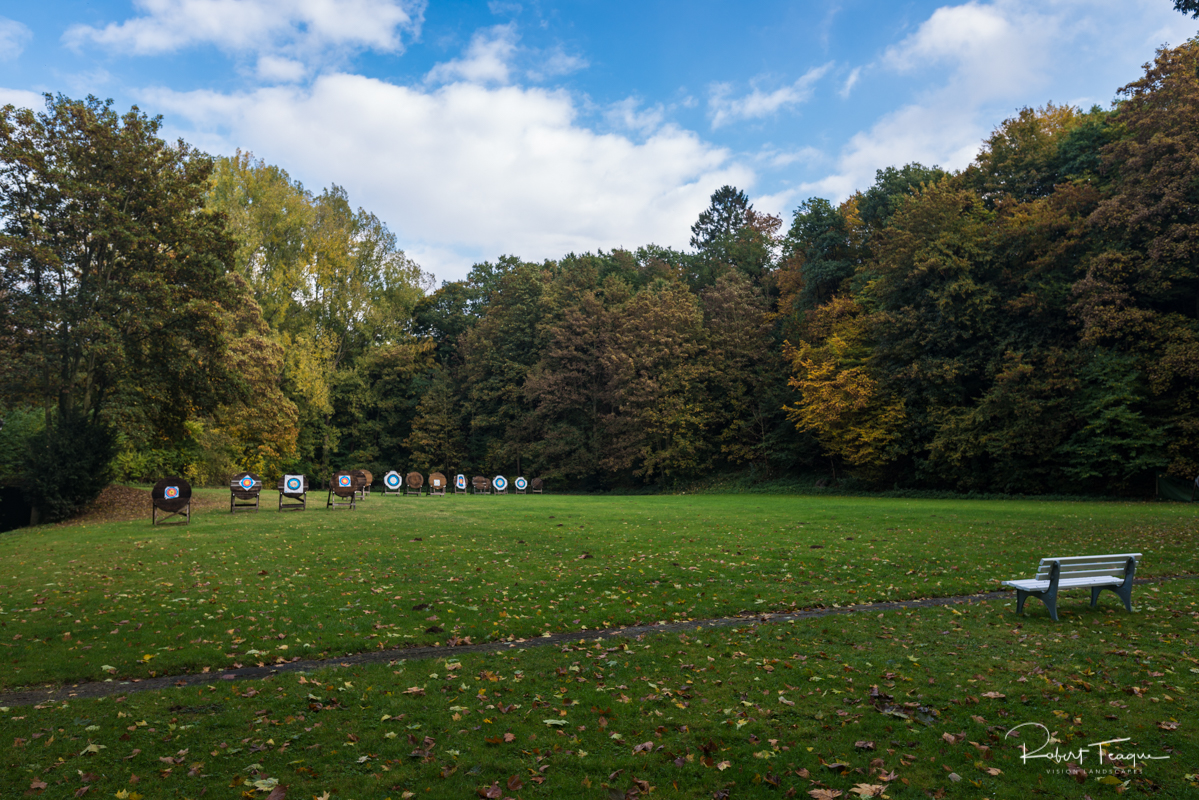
[1,1,1195,282]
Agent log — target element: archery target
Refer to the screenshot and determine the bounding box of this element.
[284,474,304,493]
[339,475,352,488]
[238,475,255,491]
[432,476,443,487]
[384,471,402,490]
[165,486,180,499]
[515,477,527,491]
[493,475,508,491]
[456,474,466,490]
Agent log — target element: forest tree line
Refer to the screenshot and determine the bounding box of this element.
[3,40,1199,519]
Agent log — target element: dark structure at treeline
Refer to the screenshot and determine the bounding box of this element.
[3,41,1198,520]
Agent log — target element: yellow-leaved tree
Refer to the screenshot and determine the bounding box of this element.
[783,297,905,477]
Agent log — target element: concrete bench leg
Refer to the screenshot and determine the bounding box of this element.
[1015,589,1059,621]
[1015,562,1061,621]
[1091,583,1134,613]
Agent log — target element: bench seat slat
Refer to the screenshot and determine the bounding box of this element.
[1035,567,1136,580]
[1038,554,1142,564]
[1035,561,1136,573]
[1003,576,1124,591]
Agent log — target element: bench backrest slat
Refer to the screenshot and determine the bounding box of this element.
[1034,553,1140,580]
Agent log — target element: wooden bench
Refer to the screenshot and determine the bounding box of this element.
[1002,553,1141,622]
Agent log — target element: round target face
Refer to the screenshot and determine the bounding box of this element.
[165,486,180,499]
[339,475,352,488]
[239,475,255,491]
[456,474,466,490]
[493,475,508,491]
[385,472,401,489]
[515,477,527,490]
[285,476,303,493]
[432,477,442,487]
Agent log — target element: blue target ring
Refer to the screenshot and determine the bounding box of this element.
[285,476,303,492]
[385,472,401,489]
[493,475,508,491]
[515,477,527,491]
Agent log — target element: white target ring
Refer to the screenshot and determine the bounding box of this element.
[384,471,402,489]
[515,477,527,491]
[493,475,508,491]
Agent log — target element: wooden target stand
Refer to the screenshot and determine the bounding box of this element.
[229,472,262,512]
[531,477,544,494]
[428,472,447,496]
[472,475,490,495]
[152,477,192,525]
[278,475,308,511]
[327,471,357,510]
[352,469,373,500]
[406,471,424,497]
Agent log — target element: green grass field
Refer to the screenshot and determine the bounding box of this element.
[0,489,1196,798]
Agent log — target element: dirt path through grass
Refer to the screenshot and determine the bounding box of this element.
[7,575,1194,708]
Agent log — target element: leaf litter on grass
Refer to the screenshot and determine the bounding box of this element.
[0,574,1196,798]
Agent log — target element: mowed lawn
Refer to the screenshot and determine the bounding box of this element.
[1,490,1196,690]
[0,490,1197,798]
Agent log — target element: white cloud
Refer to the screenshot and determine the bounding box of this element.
[0,87,44,110]
[63,0,425,61]
[527,46,588,81]
[145,73,752,281]
[425,26,585,86]
[796,0,1197,206]
[605,97,666,135]
[882,0,1047,98]
[0,17,32,60]
[708,63,832,129]
[487,1,522,15]
[256,55,308,83]
[758,145,825,170]
[425,24,518,85]
[839,66,861,98]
